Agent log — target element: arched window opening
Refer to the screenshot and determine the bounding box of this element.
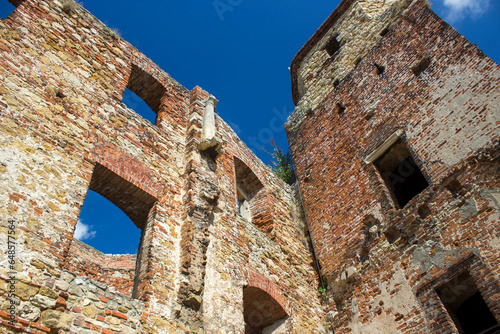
[243,286,289,334]
[69,163,157,296]
[76,190,141,254]
[234,157,272,230]
[122,63,166,125]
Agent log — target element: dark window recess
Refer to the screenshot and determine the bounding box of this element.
[417,204,431,219]
[325,36,341,57]
[374,139,428,207]
[354,56,362,67]
[411,57,430,76]
[380,27,390,37]
[436,271,500,334]
[374,63,385,76]
[446,178,463,196]
[384,226,400,244]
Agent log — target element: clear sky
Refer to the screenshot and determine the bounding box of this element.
[1,0,499,254]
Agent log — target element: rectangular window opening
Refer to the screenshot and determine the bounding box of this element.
[373,139,428,208]
[70,163,157,297]
[122,64,166,125]
[436,271,499,334]
[237,188,251,222]
[325,35,341,57]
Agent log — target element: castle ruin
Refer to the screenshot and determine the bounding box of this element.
[0,0,499,333]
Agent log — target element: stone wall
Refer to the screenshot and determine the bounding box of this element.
[0,0,327,332]
[287,0,500,333]
[66,239,137,297]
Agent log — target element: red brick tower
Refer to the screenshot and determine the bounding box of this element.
[287,0,500,332]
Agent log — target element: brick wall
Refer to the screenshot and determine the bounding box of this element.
[287,0,500,332]
[0,0,327,332]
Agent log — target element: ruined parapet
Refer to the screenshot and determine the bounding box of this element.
[288,0,427,130]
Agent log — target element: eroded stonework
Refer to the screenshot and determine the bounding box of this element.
[0,0,499,333]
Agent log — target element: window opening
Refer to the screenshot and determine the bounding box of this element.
[70,163,157,296]
[234,157,273,235]
[237,188,251,221]
[411,57,430,77]
[243,286,288,334]
[436,271,499,334]
[122,88,157,124]
[380,27,389,37]
[354,56,362,67]
[417,204,431,219]
[337,103,346,115]
[373,139,428,207]
[446,178,463,197]
[122,64,166,125]
[325,35,341,57]
[77,190,141,254]
[374,63,385,76]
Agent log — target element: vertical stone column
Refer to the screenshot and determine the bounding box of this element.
[201,95,218,141]
[199,95,223,158]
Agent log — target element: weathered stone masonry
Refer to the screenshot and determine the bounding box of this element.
[287,0,499,333]
[0,0,326,333]
[1,0,499,333]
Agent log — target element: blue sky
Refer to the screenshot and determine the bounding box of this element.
[1,0,499,254]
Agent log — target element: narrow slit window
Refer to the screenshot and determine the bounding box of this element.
[380,27,389,37]
[373,139,428,207]
[337,103,346,115]
[436,271,499,334]
[237,188,251,221]
[325,35,341,57]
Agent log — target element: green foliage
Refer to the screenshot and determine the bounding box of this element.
[318,286,327,295]
[266,140,296,185]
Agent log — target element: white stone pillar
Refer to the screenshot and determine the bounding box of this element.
[201,95,218,142]
[198,95,223,158]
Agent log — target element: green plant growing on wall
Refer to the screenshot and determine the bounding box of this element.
[265,140,297,185]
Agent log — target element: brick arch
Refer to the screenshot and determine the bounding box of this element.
[246,267,290,315]
[87,138,162,199]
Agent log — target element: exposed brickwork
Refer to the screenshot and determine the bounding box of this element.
[287,0,500,332]
[66,239,137,296]
[0,0,325,332]
[1,0,498,332]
